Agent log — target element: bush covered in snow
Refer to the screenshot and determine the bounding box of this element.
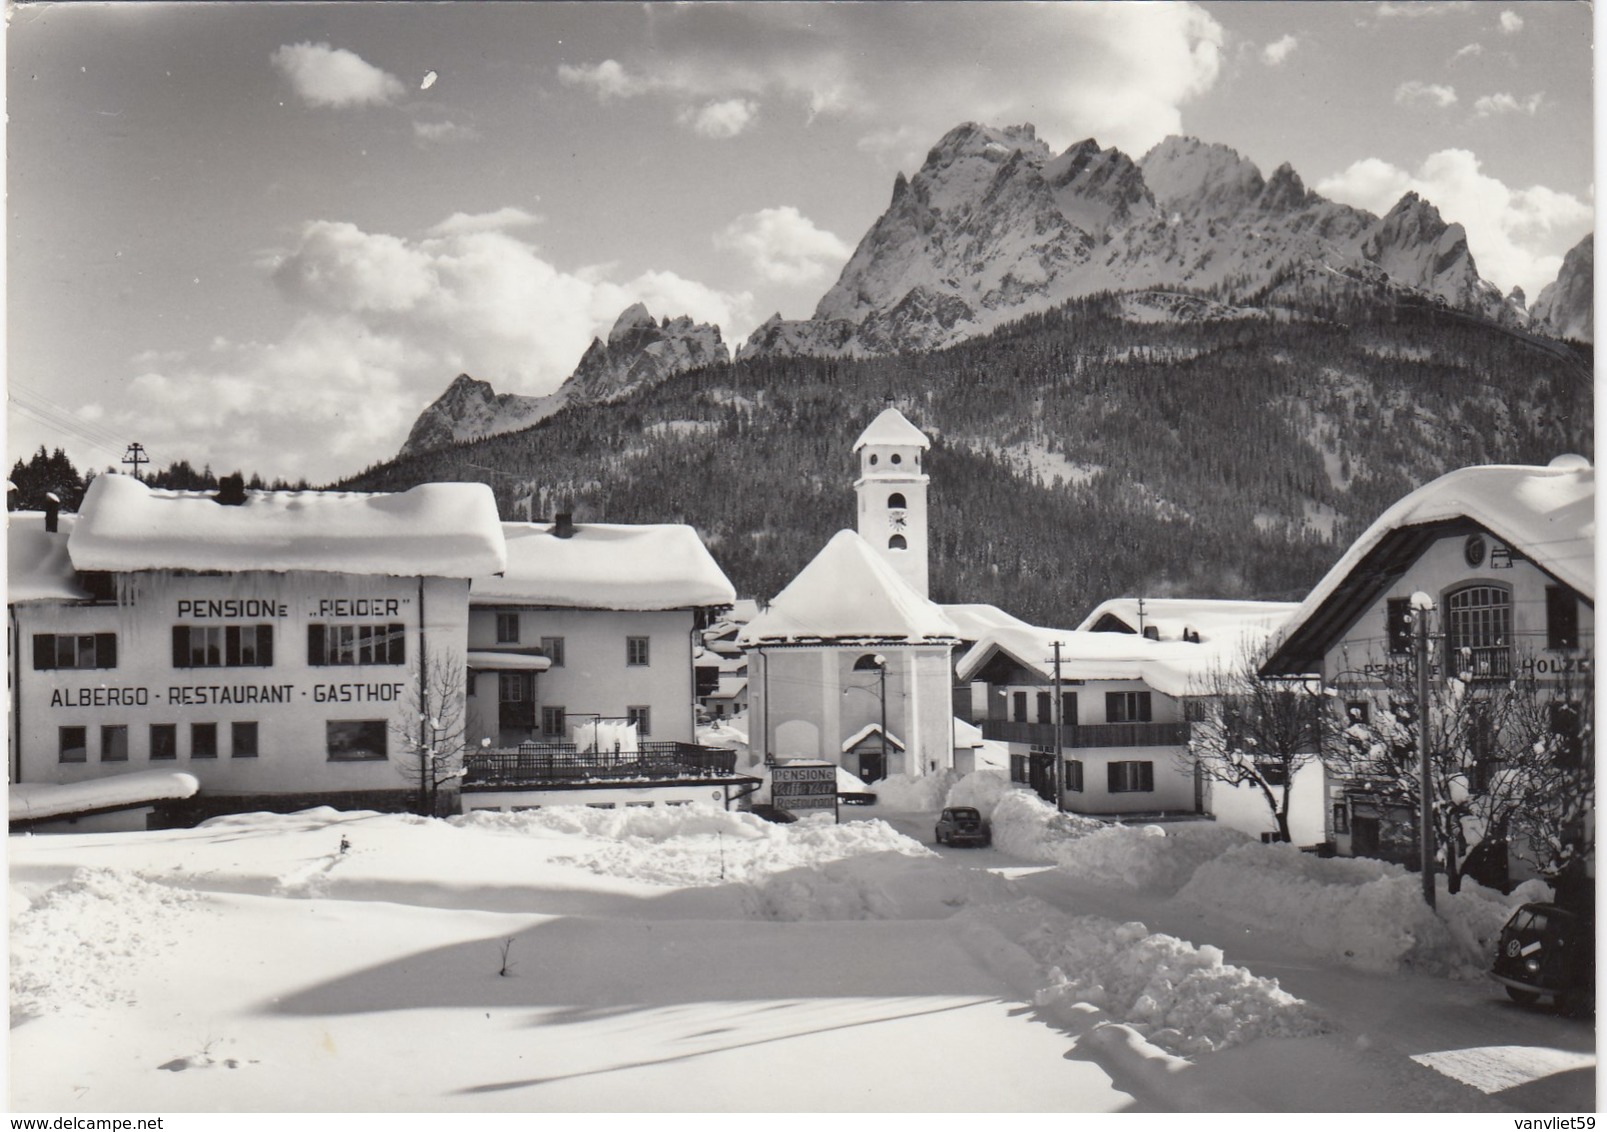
[1178,844,1549,976]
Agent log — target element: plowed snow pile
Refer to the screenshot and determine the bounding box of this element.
[11,867,200,1020]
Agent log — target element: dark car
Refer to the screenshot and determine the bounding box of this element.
[934,806,990,847]
[1491,902,1593,1014]
[747,804,797,824]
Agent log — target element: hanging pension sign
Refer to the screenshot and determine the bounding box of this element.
[772,764,838,819]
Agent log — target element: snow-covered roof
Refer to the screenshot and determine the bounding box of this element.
[709,675,748,700]
[739,530,960,646]
[852,407,930,451]
[67,475,505,579]
[1263,460,1595,675]
[956,622,1280,699]
[7,512,90,604]
[1077,598,1298,642]
[841,723,905,752]
[941,603,1034,641]
[471,521,736,611]
[10,771,199,822]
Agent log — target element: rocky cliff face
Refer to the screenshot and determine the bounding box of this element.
[739,122,1512,360]
[1531,233,1594,343]
[399,304,728,458]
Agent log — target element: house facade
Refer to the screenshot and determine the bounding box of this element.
[10,475,504,819]
[1260,458,1594,884]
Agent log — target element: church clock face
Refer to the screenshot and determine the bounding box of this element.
[888,509,908,531]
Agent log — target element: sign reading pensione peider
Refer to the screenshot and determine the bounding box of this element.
[772,764,839,819]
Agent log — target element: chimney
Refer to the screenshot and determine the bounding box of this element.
[44,492,60,534]
[553,512,575,539]
[214,473,247,506]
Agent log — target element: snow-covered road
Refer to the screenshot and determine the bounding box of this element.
[872,810,1596,1112]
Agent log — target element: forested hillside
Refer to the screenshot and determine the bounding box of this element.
[345,292,1592,627]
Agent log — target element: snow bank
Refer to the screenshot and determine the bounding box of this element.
[11,868,200,1020]
[455,804,929,887]
[963,901,1325,1058]
[1178,843,1549,976]
[750,852,1013,922]
[1052,823,1253,894]
[944,768,1015,813]
[973,787,1106,861]
[870,769,959,811]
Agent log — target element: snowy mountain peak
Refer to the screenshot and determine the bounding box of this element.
[1138,135,1265,216]
[609,301,658,344]
[1531,232,1594,342]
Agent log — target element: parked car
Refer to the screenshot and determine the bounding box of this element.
[1491,902,1593,1014]
[934,806,990,847]
[747,804,797,824]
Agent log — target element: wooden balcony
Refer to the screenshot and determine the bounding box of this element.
[463,741,738,786]
[982,719,1192,749]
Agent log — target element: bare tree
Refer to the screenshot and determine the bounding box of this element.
[1325,643,1590,896]
[390,655,475,817]
[1185,639,1324,844]
[1504,664,1594,910]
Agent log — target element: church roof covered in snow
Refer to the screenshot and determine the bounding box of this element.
[472,521,735,610]
[942,603,1034,641]
[7,512,90,604]
[1262,460,1595,676]
[852,407,930,451]
[1077,598,1298,642]
[739,530,960,646]
[956,620,1283,700]
[67,475,506,578]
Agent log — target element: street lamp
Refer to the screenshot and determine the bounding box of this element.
[1410,591,1437,909]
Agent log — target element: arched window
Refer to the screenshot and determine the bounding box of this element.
[890,453,902,465]
[888,535,908,550]
[868,454,878,466]
[887,492,906,509]
[853,654,884,671]
[1445,583,1512,680]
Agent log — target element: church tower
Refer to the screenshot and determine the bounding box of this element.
[853,407,931,598]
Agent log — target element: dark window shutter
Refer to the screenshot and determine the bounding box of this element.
[1106,692,1120,721]
[1137,691,1153,722]
[95,633,117,669]
[1061,692,1077,726]
[259,625,274,667]
[389,623,406,664]
[1546,586,1579,649]
[308,624,325,666]
[1387,598,1412,654]
[225,626,241,667]
[1107,762,1122,792]
[172,625,188,668]
[1140,762,1154,791]
[33,634,55,671]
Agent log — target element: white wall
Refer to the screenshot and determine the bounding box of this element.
[1207,761,1327,845]
[14,570,469,797]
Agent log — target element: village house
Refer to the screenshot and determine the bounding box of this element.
[9,474,504,822]
[459,516,755,812]
[1259,457,1594,890]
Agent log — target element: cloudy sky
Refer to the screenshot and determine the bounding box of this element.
[8,1,1595,484]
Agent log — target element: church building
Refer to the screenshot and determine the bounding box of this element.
[740,408,960,780]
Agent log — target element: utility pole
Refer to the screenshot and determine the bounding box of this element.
[1412,591,1436,909]
[121,443,149,481]
[1051,640,1065,813]
[876,654,889,782]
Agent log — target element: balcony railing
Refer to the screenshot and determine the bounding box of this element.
[464,741,738,786]
[982,719,1192,749]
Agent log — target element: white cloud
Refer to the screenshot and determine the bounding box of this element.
[1394,81,1458,109]
[97,217,754,482]
[678,98,759,139]
[556,4,1224,160]
[270,42,405,109]
[1316,148,1593,296]
[1499,9,1524,33]
[1262,35,1299,67]
[1375,1,1473,18]
[1451,42,1484,62]
[428,207,544,236]
[716,207,854,286]
[557,59,646,101]
[413,120,480,144]
[1474,91,1544,117]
